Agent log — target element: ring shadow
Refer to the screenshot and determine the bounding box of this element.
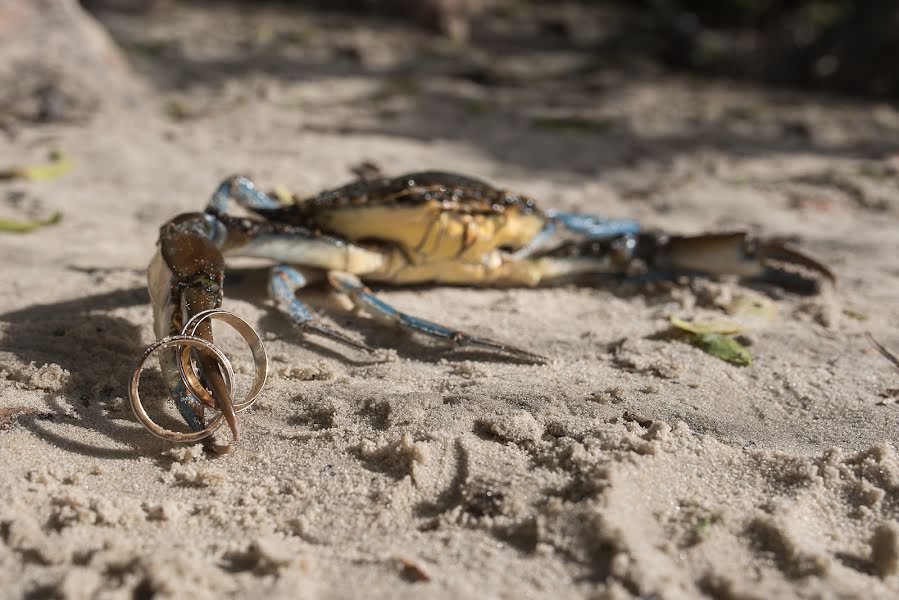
[0,286,177,461]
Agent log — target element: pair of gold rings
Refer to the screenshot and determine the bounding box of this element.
[128,309,268,442]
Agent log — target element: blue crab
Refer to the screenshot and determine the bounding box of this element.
[136,170,833,450]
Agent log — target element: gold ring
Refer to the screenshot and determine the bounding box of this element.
[130,334,234,442]
[178,309,268,413]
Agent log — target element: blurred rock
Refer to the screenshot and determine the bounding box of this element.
[0,0,138,123]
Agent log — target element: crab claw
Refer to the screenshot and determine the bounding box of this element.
[183,291,240,445]
[647,232,835,291]
[196,354,239,443]
[155,214,240,445]
[754,238,835,285]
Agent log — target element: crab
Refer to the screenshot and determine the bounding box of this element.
[137,170,833,451]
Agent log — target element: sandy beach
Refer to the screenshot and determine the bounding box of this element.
[1,2,898,598]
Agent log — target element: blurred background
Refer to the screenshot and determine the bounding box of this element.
[79,0,899,97]
[3,0,899,220]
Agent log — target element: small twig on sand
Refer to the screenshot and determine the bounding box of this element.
[867,332,899,370]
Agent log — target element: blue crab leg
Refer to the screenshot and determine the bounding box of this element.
[269,264,373,352]
[513,211,640,260]
[327,271,547,363]
[207,175,282,214]
[159,346,208,431]
[546,210,641,239]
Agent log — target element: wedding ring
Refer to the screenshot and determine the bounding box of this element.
[130,334,234,442]
[178,309,268,413]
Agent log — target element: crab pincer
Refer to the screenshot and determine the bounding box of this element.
[643,232,835,292]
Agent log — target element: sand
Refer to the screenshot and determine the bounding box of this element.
[1,2,898,598]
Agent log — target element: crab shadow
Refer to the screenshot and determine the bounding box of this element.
[232,268,546,365]
[0,271,537,459]
[0,264,818,460]
[0,284,274,461]
[0,286,176,461]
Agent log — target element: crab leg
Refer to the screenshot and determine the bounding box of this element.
[548,210,641,239]
[154,343,209,432]
[207,175,282,214]
[327,271,547,363]
[269,264,372,352]
[213,218,387,353]
[513,211,640,260]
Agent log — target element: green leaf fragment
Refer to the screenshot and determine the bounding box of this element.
[670,315,744,335]
[0,211,62,233]
[163,99,190,121]
[0,149,72,182]
[695,517,712,540]
[726,294,777,326]
[843,308,868,321]
[690,332,752,366]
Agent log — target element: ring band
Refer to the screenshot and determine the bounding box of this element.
[178,309,268,413]
[130,334,235,442]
